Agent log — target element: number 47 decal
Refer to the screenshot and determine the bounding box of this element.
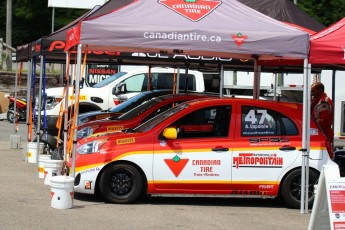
[245,109,268,124]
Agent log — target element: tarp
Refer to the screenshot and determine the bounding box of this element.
[16,44,31,62]
[309,18,345,65]
[237,0,325,32]
[65,0,310,61]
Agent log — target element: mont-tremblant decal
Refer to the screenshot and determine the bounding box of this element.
[158,0,222,22]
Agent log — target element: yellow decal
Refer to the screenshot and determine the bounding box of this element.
[116,137,135,145]
[27,152,32,157]
[107,126,124,132]
[96,114,110,120]
[69,95,87,101]
[38,167,44,173]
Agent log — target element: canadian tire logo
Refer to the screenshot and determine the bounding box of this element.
[164,155,189,177]
[232,33,248,47]
[158,0,222,22]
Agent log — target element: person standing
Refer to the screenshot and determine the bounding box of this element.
[311,82,334,156]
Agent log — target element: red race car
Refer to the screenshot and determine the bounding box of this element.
[76,93,215,140]
[77,90,172,125]
[71,97,336,208]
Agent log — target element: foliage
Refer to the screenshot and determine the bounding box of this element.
[298,0,345,26]
[0,0,87,47]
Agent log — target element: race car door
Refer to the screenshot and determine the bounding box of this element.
[152,105,235,194]
[231,104,300,196]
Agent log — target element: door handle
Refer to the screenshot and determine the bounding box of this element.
[279,145,296,151]
[212,147,229,152]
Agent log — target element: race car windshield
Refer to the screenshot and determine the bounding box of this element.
[115,98,163,121]
[93,72,127,88]
[109,90,171,113]
[133,103,189,132]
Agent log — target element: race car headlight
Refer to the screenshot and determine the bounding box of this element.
[77,126,98,139]
[77,139,107,155]
[77,116,91,125]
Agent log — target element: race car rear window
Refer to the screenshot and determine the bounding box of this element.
[241,106,298,136]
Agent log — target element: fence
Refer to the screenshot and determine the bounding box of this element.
[0,38,16,71]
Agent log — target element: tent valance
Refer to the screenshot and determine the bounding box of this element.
[65,0,310,61]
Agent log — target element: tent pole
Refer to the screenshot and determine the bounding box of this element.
[64,52,70,162]
[273,73,277,101]
[36,56,44,176]
[184,64,189,93]
[300,59,311,213]
[13,62,18,133]
[71,44,82,178]
[219,64,224,97]
[305,63,312,212]
[176,67,180,94]
[332,70,336,149]
[26,59,32,141]
[253,57,261,99]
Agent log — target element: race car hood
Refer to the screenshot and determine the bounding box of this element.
[78,116,124,130]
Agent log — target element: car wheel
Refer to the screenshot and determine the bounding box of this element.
[99,163,143,204]
[7,110,17,123]
[280,168,319,209]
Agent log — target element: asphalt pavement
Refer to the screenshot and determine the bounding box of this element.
[0,115,312,230]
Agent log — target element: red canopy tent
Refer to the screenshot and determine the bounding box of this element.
[309,18,345,66]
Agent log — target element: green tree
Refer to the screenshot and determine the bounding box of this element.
[298,0,345,26]
[0,0,86,47]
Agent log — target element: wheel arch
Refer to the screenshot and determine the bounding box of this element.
[278,166,320,194]
[94,160,148,197]
[278,165,320,206]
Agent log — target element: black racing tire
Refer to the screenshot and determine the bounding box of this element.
[99,163,143,204]
[280,168,319,209]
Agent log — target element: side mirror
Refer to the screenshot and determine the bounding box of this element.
[113,82,127,95]
[80,78,85,89]
[162,127,177,140]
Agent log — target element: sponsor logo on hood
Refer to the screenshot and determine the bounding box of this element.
[158,0,221,22]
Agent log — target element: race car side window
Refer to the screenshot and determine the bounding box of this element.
[171,106,231,138]
[241,106,298,136]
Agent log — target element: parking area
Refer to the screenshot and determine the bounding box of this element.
[0,117,311,230]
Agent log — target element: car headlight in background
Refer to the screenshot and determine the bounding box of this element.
[45,96,63,110]
[77,126,99,139]
[77,139,107,155]
[77,116,91,125]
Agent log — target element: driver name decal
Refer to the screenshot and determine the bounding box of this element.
[158,0,222,22]
[233,153,283,169]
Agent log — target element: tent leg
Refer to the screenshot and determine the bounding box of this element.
[301,59,311,213]
[71,44,83,178]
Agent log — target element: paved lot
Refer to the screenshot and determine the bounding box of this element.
[0,116,311,230]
